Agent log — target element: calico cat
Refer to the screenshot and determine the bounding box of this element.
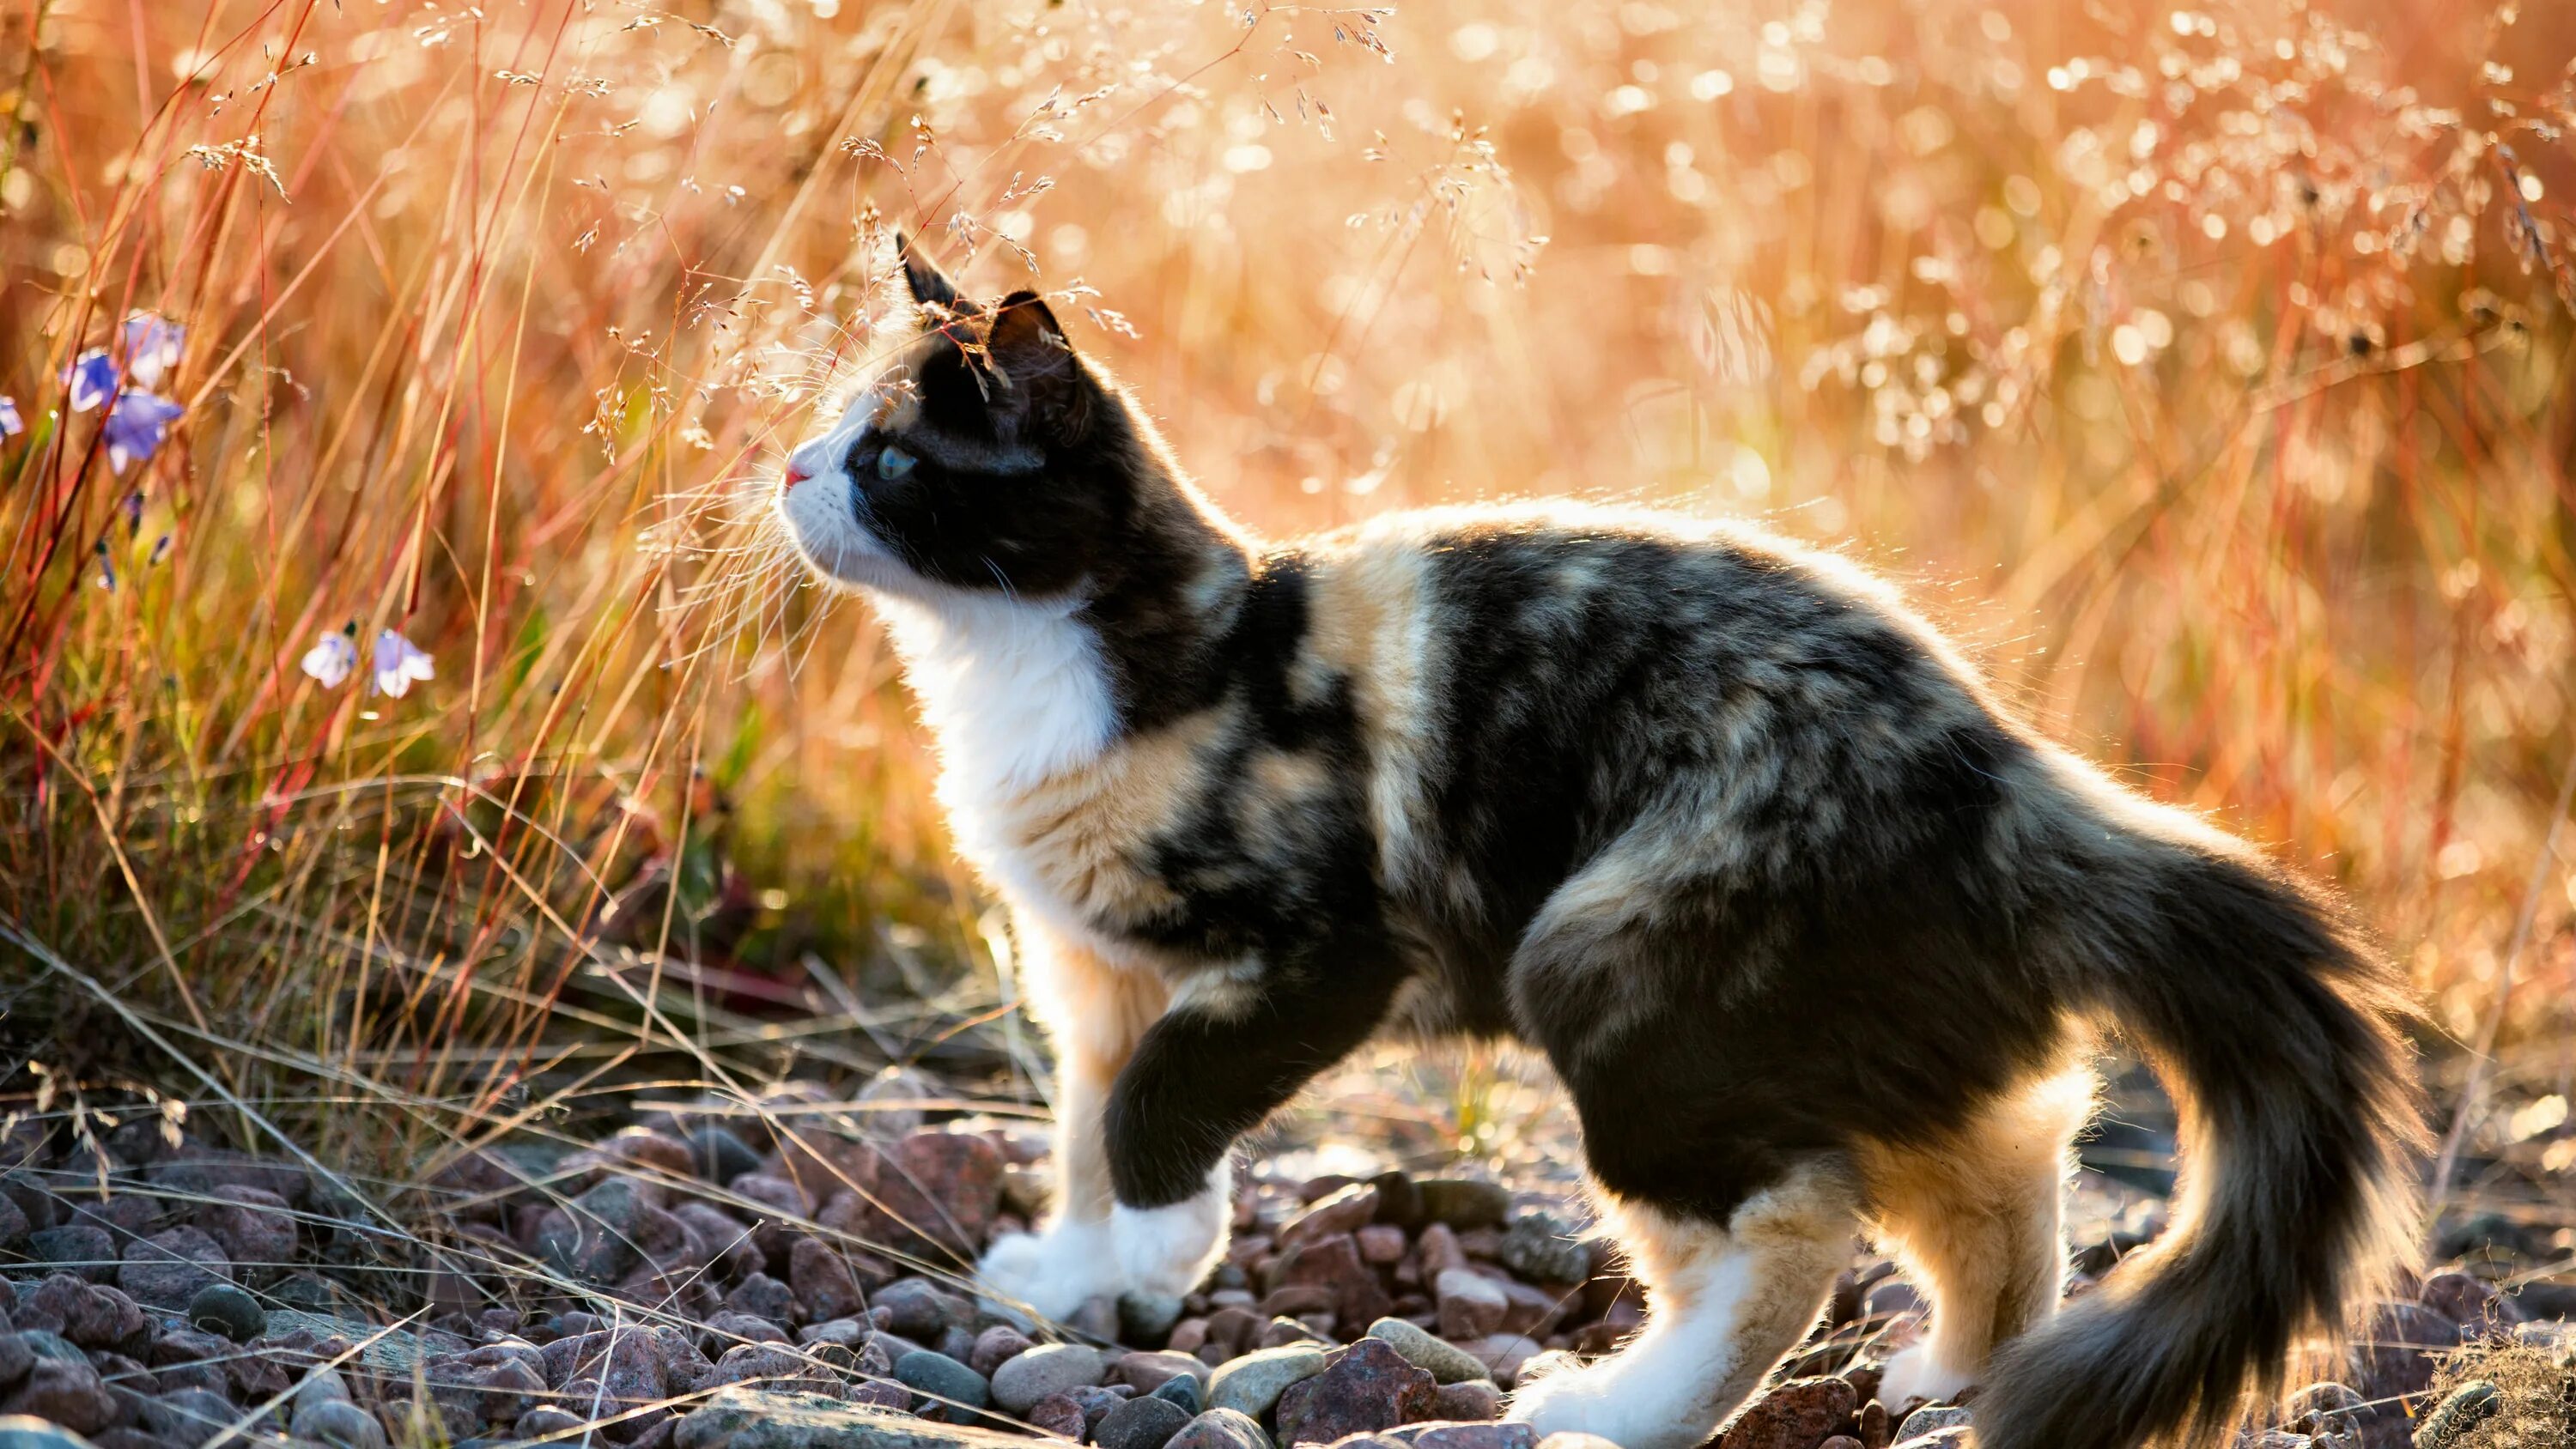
[774,239,2425,1449]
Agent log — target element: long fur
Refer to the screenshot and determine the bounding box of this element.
[774,242,2427,1449]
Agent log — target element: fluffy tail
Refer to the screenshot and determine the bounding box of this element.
[1978,840,2427,1449]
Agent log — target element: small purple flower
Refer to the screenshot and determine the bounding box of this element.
[94,539,116,592]
[67,350,118,413]
[104,391,185,474]
[0,396,21,440]
[372,628,434,696]
[301,623,358,688]
[122,312,185,387]
[149,533,173,567]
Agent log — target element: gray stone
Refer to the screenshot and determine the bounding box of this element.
[892,1350,988,1422]
[1426,1384,1501,1423]
[1363,1322,1487,1387]
[1893,1405,1971,1442]
[1394,1426,1535,1449]
[874,1282,960,1343]
[1207,1348,1326,1420]
[0,1359,118,1434]
[1164,1409,1268,1449]
[691,1129,764,1186]
[675,1390,1048,1449]
[0,1337,27,1389]
[1412,1183,1507,1232]
[1493,1216,1588,1287]
[150,1389,236,1448]
[186,1285,263,1343]
[0,1415,101,1449]
[990,1345,1106,1416]
[1095,1394,1193,1449]
[1150,1375,1200,1416]
[291,1397,387,1449]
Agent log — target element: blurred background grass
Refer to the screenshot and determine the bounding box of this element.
[0,0,2572,1197]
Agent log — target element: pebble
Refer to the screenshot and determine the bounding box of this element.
[1431,1274,1506,1342]
[1718,1377,1856,1449]
[792,1240,868,1324]
[1892,1405,1971,1442]
[118,1230,231,1310]
[1427,1383,1501,1423]
[194,1186,298,1280]
[1065,1385,1139,1434]
[1273,1340,1435,1447]
[1402,1425,1535,1449]
[1207,1346,1326,1420]
[1494,1216,1588,1287]
[1095,1394,1194,1449]
[991,1345,1108,1416]
[876,1281,962,1343]
[294,1397,391,1449]
[0,1419,97,1449]
[1266,1238,1391,1330]
[187,1283,264,1343]
[692,1128,766,1186]
[521,1405,591,1437]
[895,1349,992,1422]
[28,1227,118,1284]
[1151,1375,1201,1416]
[1413,1184,1507,1232]
[1363,1322,1487,1387]
[1,1358,119,1434]
[0,1337,27,1387]
[1115,1353,1212,1394]
[1443,1338,1542,1390]
[1026,1393,1090,1440]
[1164,1409,1270,1449]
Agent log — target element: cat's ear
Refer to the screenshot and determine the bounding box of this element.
[896,232,963,312]
[989,289,1091,440]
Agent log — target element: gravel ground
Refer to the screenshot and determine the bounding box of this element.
[0,1075,2571,1449]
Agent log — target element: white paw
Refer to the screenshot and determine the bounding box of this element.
[1110,1163,1231,1298]
[977,1217,1123,1319]
[1878,1343,1976,1410]
[1506,1357,1712,1449]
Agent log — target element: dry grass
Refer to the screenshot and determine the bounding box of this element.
[0,0,2573,1191]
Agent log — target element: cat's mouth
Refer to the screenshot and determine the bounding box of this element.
[775,471,904,593]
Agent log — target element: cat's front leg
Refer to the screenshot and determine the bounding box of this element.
[978,928,1169,1319]
[1100,951,1401,1300]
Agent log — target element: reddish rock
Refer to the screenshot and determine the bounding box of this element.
[26,1274,148,1350]
[1416,1225,1467,1279]
[1358,1227,1409,1266]
[1273,1339,1437,1446]
[725,1272,802,1325]
[1115,1350,1212,1393]
[3,1356,121,1433]
[1721,1375,1857,1449]
[1269,1234,1394,1330]
[194,1185,298,1281]
[1431,1381,1504,1422]
[789,1238,867,1322]
[118,1229,232,1309]
[1279,1185,1381,1251]
[969,1325,1034,1377]
[672,1203,768,1282]
[1434,1270,1507,1340]
[1024,1391,1087,1439]
[839,1131,1005,1258]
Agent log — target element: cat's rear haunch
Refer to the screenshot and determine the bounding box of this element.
[775,239,2425,1449]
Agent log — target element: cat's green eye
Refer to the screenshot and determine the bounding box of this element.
[876,445,917,481]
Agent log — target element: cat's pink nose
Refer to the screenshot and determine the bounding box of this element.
[783,459,813,490]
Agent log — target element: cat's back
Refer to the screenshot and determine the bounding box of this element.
[1293,501,2016,930]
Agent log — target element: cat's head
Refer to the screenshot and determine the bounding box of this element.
[776,238,1158,603]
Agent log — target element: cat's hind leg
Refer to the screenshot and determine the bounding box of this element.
[1508,1166,1857,1449]
[1860,1068,2092,1410]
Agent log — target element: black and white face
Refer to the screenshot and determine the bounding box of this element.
[775,244,1128,604]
